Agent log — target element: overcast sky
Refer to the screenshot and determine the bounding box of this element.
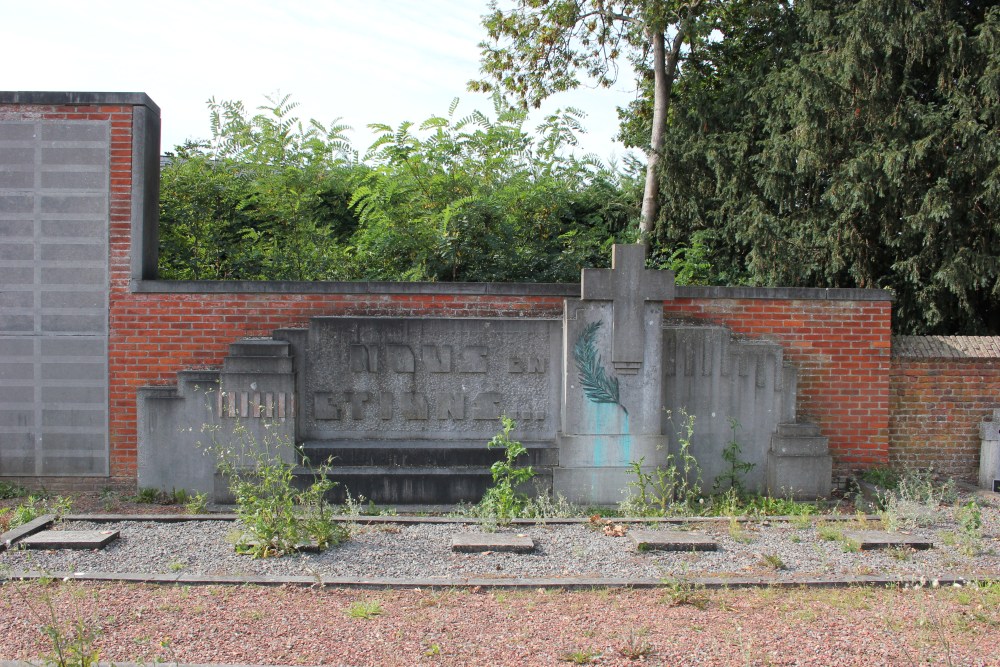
[4,0,640,162]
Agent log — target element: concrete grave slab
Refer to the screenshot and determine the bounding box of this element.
[19,530,120,550]
[452,533,535,553]
[841,531,933,550]
[630,530,718,552]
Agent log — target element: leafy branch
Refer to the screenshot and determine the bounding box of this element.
[572,321,626,414]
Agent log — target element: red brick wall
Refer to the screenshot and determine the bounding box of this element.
[889,339,1000,481]
[107,293,567,479]
[665,299,892,472]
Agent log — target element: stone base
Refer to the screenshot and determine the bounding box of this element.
[557,433,667,468]
[553,466,640,505]
[765,453,832,500]
[980,437,1000,491]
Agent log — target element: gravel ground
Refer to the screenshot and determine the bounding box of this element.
[1,491,999,666]
[2,496,999,582]
[0,580,998,666]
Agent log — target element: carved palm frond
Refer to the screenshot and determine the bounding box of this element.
[572,321,627,414]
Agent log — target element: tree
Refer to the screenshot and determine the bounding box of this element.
[470,0,716,243]
[656,0,1000,333]
[349,96,636,282]
[159,95,362,280]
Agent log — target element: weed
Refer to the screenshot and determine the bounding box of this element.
[132,487,162,504]
[6,576,102,667]
[616,628,655,660]
[790,534,801,543]
[620,410,702,516]
[475,416,535,523]
[759,553,786,570]
[713,418,754,495]
[206,418,347,558]
[841,538,861,553]
[660,574,709,609]
[887,547,912,562]
[817,524,843,541]
[184,491,209,515]
[5,495,73,530]
[346,599,383,620]
[878,467,956,530]
[859,467,900,490]
[424,643,442,657]
[0,481,29,500]
[728,516,753,544]
[956,501,983,555]
[559,648,602,664]
[167,560,185,572]
[98,487,118,511]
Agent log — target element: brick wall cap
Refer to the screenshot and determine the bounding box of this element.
[0,91,159,115]
[893,335,1000,359]
[133,280,893,302]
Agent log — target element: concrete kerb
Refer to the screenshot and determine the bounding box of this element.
[0,514,56,553]
[61,513,882,525]
[1,569,995,591]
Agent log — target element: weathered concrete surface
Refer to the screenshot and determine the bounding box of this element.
[630,530,718,552]
[0,514,55,551]
[0,120,111,476]
[19,529,119,550]
[841,531,933,550]
[981,409,1000,491]
[451,533,535,553]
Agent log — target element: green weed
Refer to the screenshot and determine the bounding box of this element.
[346,599,383,620]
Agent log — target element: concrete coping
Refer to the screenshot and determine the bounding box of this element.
[0,91,159,114]
[132,279,893,302]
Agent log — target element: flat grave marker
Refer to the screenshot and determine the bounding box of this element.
[841,530,933,551]
[630,530,718,552]
[452,533,535,553]
[19,530,120,550]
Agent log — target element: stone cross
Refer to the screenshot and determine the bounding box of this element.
[581,244,674,374]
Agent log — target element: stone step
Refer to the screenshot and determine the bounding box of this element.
[19,529,120,550]
[777,423,821,438]
[630,530,717,552]
[771,435,829,457]
[293,466,553,504]
[452,533,535,553]
[299,440,558,467]
[222,355,294,374]
[841,530,933,551]
[228,339,291,357]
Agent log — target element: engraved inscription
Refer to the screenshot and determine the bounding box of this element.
[509,356,547,374]
[422,345,452,372]
[457,346,488,373]
[350,345,378,372]
[388,345,415,373]
[436,392,465,420]
[401,392,428,420]
[314,392,341,420]
[472,391,502,420]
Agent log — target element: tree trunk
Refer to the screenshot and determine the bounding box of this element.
[639,26,686,245]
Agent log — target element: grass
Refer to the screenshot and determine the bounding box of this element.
[759,553,786,570]
[346,599,383,620]
[559,648,602,664]
[616,628,655,660]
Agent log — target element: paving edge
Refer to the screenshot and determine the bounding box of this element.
[0,515,56,553]
[1,569,997,591]
[61,513,881,525]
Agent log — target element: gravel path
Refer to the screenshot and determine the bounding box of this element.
[2,504,999,582]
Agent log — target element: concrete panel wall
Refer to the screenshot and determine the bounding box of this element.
[0,120,110,476]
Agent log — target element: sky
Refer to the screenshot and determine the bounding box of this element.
[4,0,641,162]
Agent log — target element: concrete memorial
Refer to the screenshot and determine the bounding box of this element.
[8,91,937,504]
[138,241,833,505]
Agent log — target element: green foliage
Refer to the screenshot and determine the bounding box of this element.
[159,94,635,283]
[207,419,347,557]
[653,0,1000,334]
[572,321,624,413]
[475,417,536,524]
[878,467,957,530]
[345,599,383,620]
[620,411,703,516]
[158,94,359,281]
[859,467,900,490]
[957,501,984,555]
[712,418,754,495]
[4,495,73,530]
[558,648,602,665]
[351,96,633,282]
[0,481,28,500]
